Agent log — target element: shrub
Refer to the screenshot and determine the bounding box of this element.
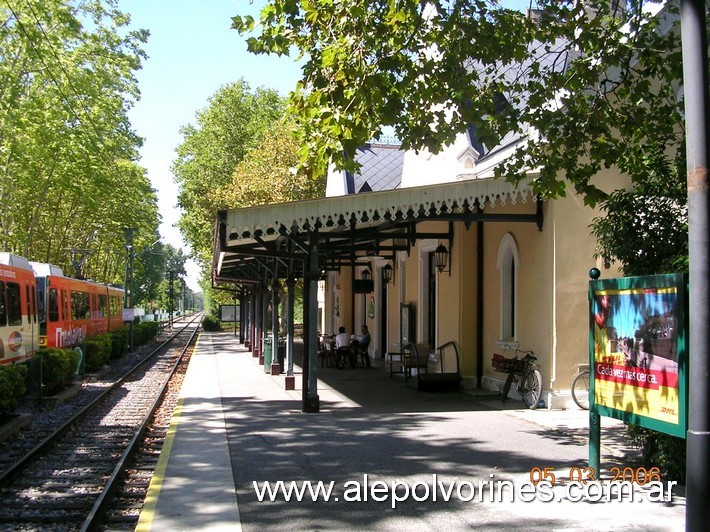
[84,337,110,373]
[626,424,686,482]
[110,328,128,359]
[201,314,221,332]
[0,364,28,414]
[140,321,159,342]
[42,348,78,396]
[134,321,158,345]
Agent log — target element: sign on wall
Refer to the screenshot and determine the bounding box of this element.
[220,304,239,322]
[589,273,687,438]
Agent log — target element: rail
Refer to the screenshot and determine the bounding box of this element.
[0,313,202,487]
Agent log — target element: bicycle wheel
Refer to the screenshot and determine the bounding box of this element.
[502,373,514,402]
[571,370,590,410]
[522,369,543,409]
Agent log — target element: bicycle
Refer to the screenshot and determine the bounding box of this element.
[492,348,543,409]
[571,363,590,410]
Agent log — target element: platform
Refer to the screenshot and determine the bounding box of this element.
[136,331,685,531]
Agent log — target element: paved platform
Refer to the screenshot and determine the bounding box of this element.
[136,331,685,531]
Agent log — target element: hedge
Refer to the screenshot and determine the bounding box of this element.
[0,364,27,414]
[201,315,221,332]
[42,348,78,396]
[84,336,111,373]
[110,327,128,359]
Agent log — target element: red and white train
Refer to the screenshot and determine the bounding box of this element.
[0,252,124,365]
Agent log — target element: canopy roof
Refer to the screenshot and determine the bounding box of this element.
[213,177,542,285]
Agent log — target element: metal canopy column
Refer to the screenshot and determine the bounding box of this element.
[304,229,320,413]
[260,281,268,365]
[285,276,296,390]
[270,263,281,375]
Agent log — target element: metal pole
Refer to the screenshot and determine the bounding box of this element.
[271,274,281,375]
[168,270,175,329]
[238,293,243,338]
[302,267,310,409]
[305,229,320,412]
[682,0,710,527]
[261,280,268,366]
[285,277,296,390]
[123,228,135,352]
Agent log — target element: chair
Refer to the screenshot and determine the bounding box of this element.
[317,335,337,368]
[336,346,355,369]
[402,343,432,379]
[353,336,371,367]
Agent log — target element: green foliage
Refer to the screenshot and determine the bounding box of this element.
[0,0,159,283]
[202,314,222,332]
[84,337,110,373]
[173,79,286,267]
[220,117,326,208]
[41,348,78,396]
[592,151,688,276]
[234,0,684,206]
[627,423,686,482]
[110,327,129,359]
[134,321,159,345]
[0,364,28,414]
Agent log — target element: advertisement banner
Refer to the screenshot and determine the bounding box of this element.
[589,274,687,438]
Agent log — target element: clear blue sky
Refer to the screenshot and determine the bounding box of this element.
[120,0,303,290]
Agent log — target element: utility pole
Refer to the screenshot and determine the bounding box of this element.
[681,0,710,528]
[123,228,136,352]
[167,270,175,329]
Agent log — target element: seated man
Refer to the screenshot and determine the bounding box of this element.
[350,324,371,368]
[335,326,351,368]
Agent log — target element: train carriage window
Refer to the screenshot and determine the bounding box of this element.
[48,288,59,322]
[71,290,90,320]
[0,282,6,326]
[6,282,22,326]
[62,290,70,321]
[26,285,31,323]
[98,294,108,318]
[33,285,37,323]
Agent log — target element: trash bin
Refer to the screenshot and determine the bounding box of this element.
[263,337,272,373]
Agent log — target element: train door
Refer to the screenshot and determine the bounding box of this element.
[0,279,26,362]
[25,282,37,357]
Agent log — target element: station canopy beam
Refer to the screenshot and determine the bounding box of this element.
[213,177,543,285]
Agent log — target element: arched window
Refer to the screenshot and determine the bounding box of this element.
[497,233,519,342]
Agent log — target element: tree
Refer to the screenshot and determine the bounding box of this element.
[172,79,286,265]
[0,0,156,284]
[218,117,326,209]
[592,149,688,276]
[233,0,683,205]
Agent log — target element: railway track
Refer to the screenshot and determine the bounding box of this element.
[0,315,201,530]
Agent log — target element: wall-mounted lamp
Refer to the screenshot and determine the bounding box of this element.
[361,267,371,280]
[382,263,393,284]
[434,244,449,274]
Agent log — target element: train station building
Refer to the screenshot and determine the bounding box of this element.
[212,122,627,411]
